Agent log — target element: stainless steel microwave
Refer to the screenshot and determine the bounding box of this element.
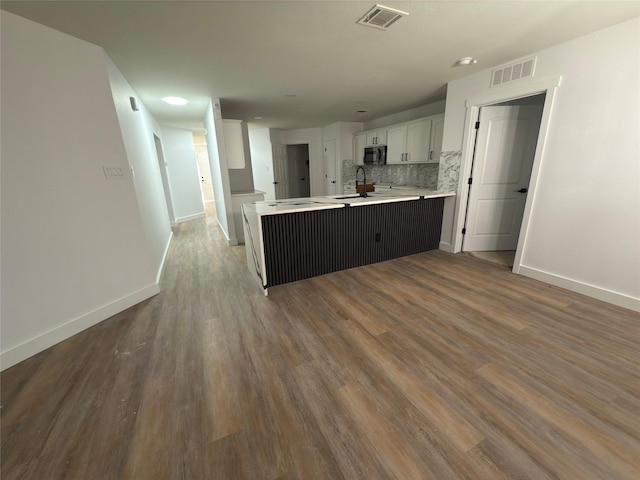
[363,146,387,165]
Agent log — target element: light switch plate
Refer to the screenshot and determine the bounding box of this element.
[103,165,125,180]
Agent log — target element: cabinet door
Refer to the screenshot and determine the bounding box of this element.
[386,124,407,164]
[353,132,366,166]
[365,129,387,146]
[428,114,445,163]
[405,118,432,164]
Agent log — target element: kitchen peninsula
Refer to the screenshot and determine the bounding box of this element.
[242,188,455,295]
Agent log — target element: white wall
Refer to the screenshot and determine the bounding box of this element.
[442,18,640,310]
[204,100,237,244]
[159,125,204,224]
[322,122,363,194]
[364,100,446,130]
[248,127,276,201]
[106,57,173,278]
[1,12,158,369]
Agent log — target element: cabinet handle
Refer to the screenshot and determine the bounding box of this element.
[429,150,433,160]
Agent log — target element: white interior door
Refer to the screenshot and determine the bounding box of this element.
[324,139,337,195]
[272,145,290,199]
[463,105,543,252]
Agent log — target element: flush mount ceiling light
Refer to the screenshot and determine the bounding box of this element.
[357,4,409,30]
[162,96,188,106]
[454,57,478,67]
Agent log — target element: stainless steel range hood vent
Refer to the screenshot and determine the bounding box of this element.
[357,4,409,30]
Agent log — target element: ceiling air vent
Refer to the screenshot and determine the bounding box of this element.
[357,4,409,30]
[491,57,536,87]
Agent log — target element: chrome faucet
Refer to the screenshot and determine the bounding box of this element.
[355,166,367,198]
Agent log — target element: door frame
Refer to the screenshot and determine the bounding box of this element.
[451,76,561,273]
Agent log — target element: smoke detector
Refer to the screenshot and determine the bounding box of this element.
[357,4,409,30]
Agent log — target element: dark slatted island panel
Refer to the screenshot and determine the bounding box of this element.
[261,197,444,287]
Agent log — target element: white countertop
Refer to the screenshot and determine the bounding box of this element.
[243,189,455,215]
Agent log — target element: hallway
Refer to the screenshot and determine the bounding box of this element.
[2,208,639,480]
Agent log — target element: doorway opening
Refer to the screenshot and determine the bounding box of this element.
[193,130,215,204]
[286,144,310,198]
[461,93,546,269]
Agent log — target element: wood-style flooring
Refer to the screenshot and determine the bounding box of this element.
[2,206,639,479]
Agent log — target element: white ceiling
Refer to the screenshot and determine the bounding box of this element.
[2,1,639,130]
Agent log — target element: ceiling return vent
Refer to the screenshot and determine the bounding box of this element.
[491,57,536,87]
[357,4,409,30]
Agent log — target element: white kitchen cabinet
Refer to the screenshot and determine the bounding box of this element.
[353,113,445,165]
[365,129,387,146]
[223,119,246,169]
[386,124,407,164]
[387,118,432,164]
[353,132,366,166]
[428,113,445,163]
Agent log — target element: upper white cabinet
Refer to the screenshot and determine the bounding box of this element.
[386,124,409,164]
[365,129,387,146]
[428,114,445,163]
[387,118,432,164]
[353,132,367,166]
[379,114,445,165]
[223,119,247,169]
[353,113,445,165]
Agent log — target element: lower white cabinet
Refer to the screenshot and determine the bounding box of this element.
[232,191,265,243]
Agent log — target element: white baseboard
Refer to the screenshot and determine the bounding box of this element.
[175,212,205,224]
[156,231,173,285]
[518,265,640,312]
[0,283,160,371]
[439,241,453,253]
[217,218,238,246]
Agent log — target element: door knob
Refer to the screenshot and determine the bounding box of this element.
[517,188,528,193]
[273,181,279,184]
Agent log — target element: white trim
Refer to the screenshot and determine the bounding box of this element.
[0,283,160,371]
[519,265,640,313]
[174,212,205,224]
[452,76,562,257]
[156,230,173,285]
[217,218,238,246]
[439,241,453,253]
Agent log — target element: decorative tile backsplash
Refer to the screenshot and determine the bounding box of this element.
[342,159,439,189]
[437,150,462,192]
[341,150,462,192]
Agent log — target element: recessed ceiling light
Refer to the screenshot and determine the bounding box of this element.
[162,96,188,106]
[454,57,478,67]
